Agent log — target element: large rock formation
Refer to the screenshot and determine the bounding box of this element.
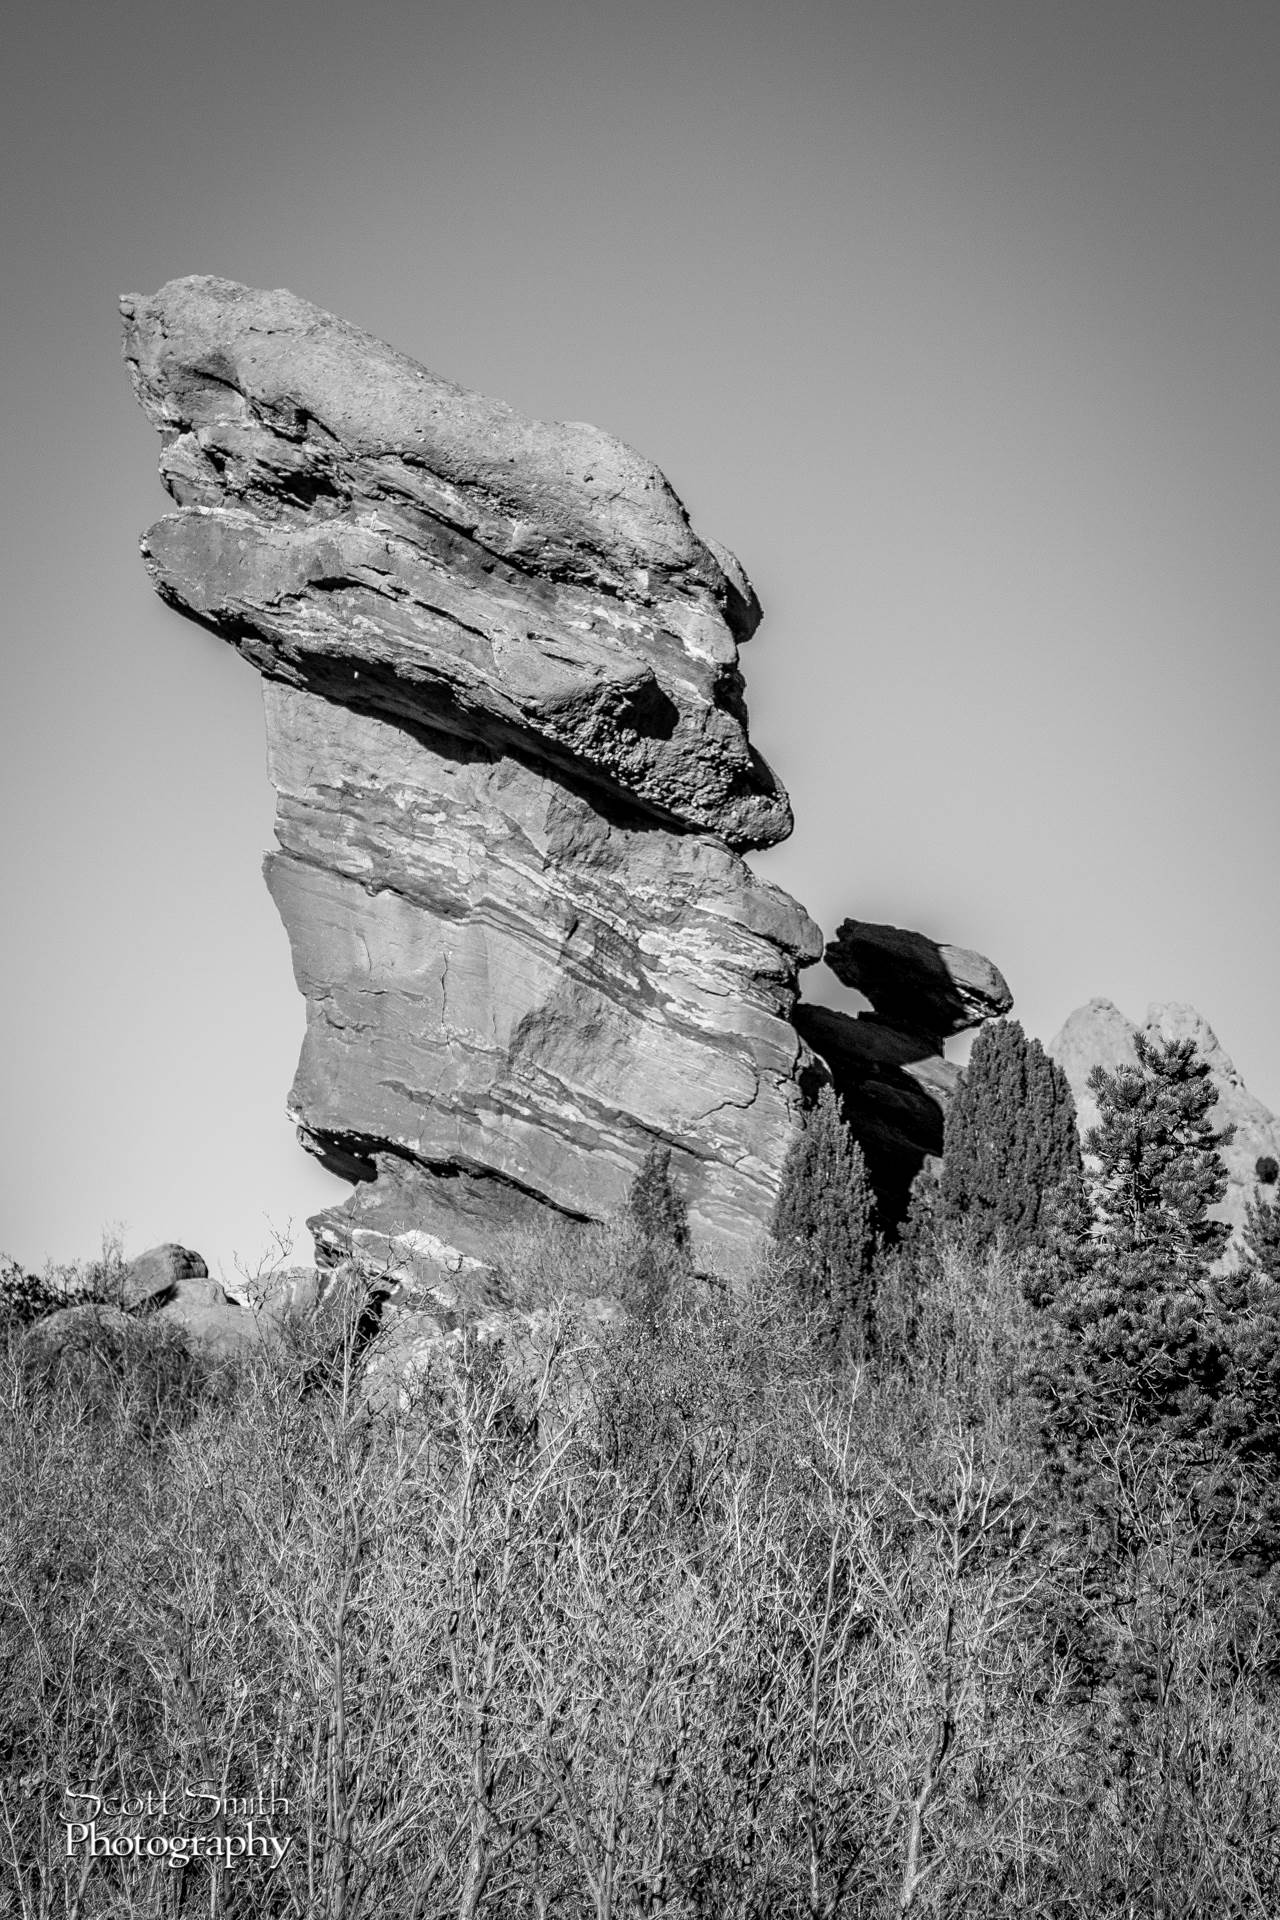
[125,278,820,1271]
[1049,999,1280,1250]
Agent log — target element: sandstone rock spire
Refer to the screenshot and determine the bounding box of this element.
[125,278,819,1272]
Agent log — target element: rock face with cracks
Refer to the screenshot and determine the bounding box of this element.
[265,677,819,1263]
[125,277,821,1272]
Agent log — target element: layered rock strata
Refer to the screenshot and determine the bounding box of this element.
[1049,998,1280,1253]
[265,677,819,1262]
[125,277,820,1269]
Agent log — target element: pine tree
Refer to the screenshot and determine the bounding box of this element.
[1213,1186,1280,1562]
[1242,1185,1280,1286]
[939,1018,1084,1253]
[1037,1030,1234,1463]
[1085,1031,1233,1269]
[626,1145,690,1252]
[771,1085,875,1337]
[896,1161,942,1271]
[623,1145,690,1325]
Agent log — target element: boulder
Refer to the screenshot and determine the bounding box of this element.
[157,1271,257,1355]
[20,1303,138,1381]
[825,920,1012,1039]
[110,1243,257,1353]
[121,1242,208,1309]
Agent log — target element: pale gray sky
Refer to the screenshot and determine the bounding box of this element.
[3,0,1278,1280]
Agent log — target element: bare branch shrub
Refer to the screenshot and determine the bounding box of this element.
[2,1232,1278,1917]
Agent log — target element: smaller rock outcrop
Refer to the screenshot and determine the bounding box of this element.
[794,1006,957,1161]
[111,1243,256,1353]
[825,921,1013,1040]
[158,1271,257,1355]
[798,921,1011,1228]
[361,1291,623,1429]
[1048,999,1280,1252]
[121,1243,209,1309]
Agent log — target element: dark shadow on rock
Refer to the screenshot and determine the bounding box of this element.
[794,1003,959,1235]
[825,920,1011,1040]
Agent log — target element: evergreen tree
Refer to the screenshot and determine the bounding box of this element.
[1037,1031,1234,1462]
[771,1085,875,1336]
[939,1018,1084,1253]
[626,1144,690,1252]
[1208,1181,1280,1544]
[623,1145,690,1324]
[1213,1191,1280,1563]
[896,1161,941,1271]
[1085,1031,1233,1269]
[1243,1185,1280,1286]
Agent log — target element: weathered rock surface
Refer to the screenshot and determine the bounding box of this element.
[825,920,1012,1040]
[1048,998,1280,1250]
[126,279,822,1269]
[122,276,790,850]
[265,678,819,1263]
[158,1270,257,1354]
[122,1242,209,1309]
[308,1153,581,1284]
